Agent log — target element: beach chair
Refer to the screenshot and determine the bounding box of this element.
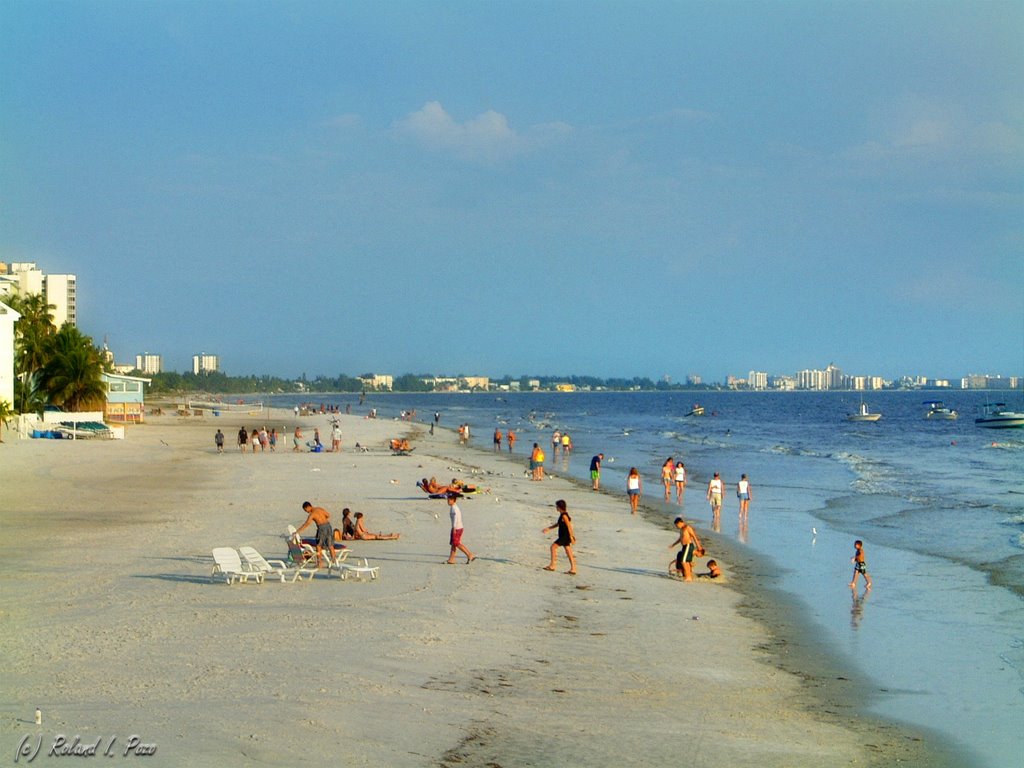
[211,547,264,585]
[335,557,380,582]
[285,526,351,577]
[238,546,313,583]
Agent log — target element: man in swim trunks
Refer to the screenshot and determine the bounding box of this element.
[295,501,337,568]
[590,453,604,490]
[849,539,872,590]
[668,517,703,582]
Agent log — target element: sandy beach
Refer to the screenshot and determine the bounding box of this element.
[0,408,953,766]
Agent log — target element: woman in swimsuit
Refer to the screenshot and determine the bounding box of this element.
[353,512,400,541]
[627,467,642,515]
[542,499,577,575]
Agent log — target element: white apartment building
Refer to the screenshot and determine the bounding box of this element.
[192,353,219,375]
[748,370,769,390]
[135,353,163,375]
[0,262,77,327]
[0,300,21,407]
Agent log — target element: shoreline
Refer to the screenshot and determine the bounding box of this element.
[0,407,965,765]
[465,433,970,768]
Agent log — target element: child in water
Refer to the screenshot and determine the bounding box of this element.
[849,540,872,590]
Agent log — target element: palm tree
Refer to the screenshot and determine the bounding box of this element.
[40,326,106,412]
[9,292,57,412]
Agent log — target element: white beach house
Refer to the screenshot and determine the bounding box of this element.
[0,300,21,408]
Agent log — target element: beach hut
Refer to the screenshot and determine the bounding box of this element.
[0,300,20,408]
[101,372,152,423]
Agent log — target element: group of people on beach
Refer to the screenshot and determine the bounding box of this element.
[293,503,401,567]
[492,428,517,452]
[219,426,279,453]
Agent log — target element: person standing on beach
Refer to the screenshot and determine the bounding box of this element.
[590,453,604,490]
[292,426,303,452]
[543,499,577,575]
[627,467,642,514]
[493,428,502,452]
[674,461,687,504]
[707,472,723,517]
[661,458,674,501]
[330,421,342,452]
[849,540,872,590]
[737,474,752,518]
[214,429,225,453]
[238,426,248,453]
[445,492,475,564]
[295,501,337,568]
[668,517,703,581]
[507,429,516,453]
[561,432,571,455]
[551,430,561,458]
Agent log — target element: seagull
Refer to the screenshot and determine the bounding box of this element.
[812,527,817,536]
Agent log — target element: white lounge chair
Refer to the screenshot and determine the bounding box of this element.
[238,546,313,583]
[285,525,352,576]
[336,557,380,582]
[211,547,264,585]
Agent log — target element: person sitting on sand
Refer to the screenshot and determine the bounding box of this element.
[353,512,400,541]
[698,559,722,579]
[449,478,479,494]
[332,508,356,541]
[390,438,412,452]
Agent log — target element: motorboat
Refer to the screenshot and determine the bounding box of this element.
[685,404,705,417]
[847,401,881,422]
[974,403,1024,429]
[924,401,958,420]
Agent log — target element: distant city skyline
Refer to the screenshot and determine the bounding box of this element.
[3,3,1021,380]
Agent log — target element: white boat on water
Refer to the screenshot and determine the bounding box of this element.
[848,401,881,422]
[924,401,958,420]
[975,403,1024,429]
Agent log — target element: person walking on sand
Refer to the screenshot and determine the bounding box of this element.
[294,501,337,568]
[214,429,225,453]
[445,492,476,564]
[590,453,604,490]
[674,461,687,504]
[627,467,642,514]
[543,499,577,575]
[849,539,872,590]
[737,474,752,518]
[707,472,723,517]
[668,517,703,581]
[292,426,303,452]
[507,429,516,453]
[661,457,674,501]
[238,426,248,453]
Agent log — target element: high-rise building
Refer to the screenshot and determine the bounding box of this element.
[135,353,163,375]
[0,262,77,327]
[192,353,219,375]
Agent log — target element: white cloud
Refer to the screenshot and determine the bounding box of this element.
[392,101,569,162]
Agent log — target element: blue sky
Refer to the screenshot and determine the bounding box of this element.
[2,0,1022,382]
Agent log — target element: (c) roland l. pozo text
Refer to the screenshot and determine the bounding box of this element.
[16,734,157,761]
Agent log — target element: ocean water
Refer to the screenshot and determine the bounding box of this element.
[271,390,1024,766]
